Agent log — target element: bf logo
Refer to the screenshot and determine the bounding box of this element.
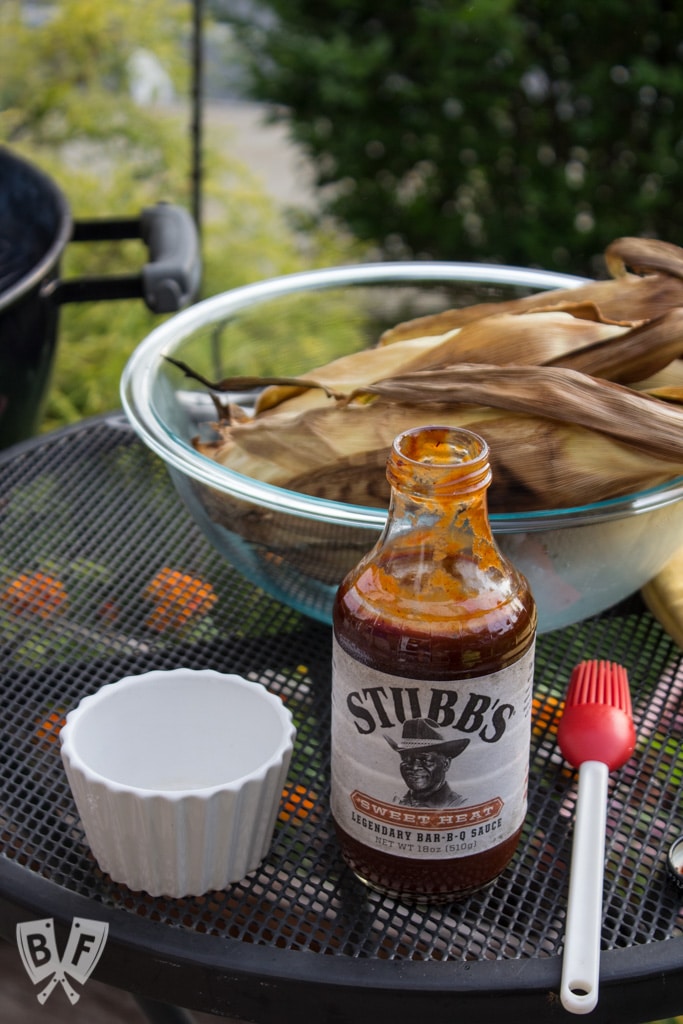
[16,917,109,1004]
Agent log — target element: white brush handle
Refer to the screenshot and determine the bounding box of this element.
[560,759,608,1015]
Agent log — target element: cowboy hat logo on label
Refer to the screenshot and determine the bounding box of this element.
[16,917,108,1005]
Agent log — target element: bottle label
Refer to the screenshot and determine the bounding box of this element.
[331,639,535,861]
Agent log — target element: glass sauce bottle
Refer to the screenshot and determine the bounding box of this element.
[331,425,536,902]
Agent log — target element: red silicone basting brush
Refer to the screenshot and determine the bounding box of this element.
[556,659,636,1015]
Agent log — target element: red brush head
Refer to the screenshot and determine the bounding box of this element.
[557,660,636,771]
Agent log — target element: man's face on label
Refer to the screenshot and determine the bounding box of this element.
[400,751,451,797]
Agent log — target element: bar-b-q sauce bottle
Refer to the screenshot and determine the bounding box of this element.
[331,425,536,901]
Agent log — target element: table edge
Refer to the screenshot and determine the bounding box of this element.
[0,856,681,1023]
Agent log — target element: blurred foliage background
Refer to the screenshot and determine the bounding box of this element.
[216,0,683,276]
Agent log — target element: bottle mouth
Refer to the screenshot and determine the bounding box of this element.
[388,426,492,494]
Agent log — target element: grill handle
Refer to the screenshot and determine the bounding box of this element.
[49,203,201,313]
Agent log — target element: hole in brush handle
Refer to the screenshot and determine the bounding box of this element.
[561,978,598,1015]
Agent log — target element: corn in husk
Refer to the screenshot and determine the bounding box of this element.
[641,544,683,647]
[187,237,683,514]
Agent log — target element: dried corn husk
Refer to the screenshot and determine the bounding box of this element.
[546,309,683,383]
[252,333,446,413]
[197,364,683,511]
[287,417,679,513]
[379,236,683,344]
[188,237,683,515]
[605,236,683,280]
[346,364,683,461]
[632,359,683,393]
[255,309,627,417]
[252,244,683,417]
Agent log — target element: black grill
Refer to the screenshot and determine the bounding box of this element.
[0,152,64,302]
[0,416,682,968]
[0,229,43,294]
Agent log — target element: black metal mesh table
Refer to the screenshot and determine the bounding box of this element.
[0,414,682,1023]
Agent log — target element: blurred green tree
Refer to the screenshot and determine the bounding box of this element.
[217,0,683,275]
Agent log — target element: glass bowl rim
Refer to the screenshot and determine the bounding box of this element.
[121,260,683,534]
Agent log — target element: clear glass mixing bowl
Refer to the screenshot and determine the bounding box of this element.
[121,262,683,633]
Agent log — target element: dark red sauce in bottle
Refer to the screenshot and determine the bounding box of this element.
[331,426,536,902]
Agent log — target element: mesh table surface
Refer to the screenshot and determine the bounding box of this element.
[0,415,682,1022]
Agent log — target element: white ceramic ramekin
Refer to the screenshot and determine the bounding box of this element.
[60,669,296,897]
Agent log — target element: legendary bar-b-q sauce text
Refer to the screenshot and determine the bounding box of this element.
[331,426,536,902]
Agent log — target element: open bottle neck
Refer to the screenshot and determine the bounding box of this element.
[383,425,495,545]
[386,425,492,498]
